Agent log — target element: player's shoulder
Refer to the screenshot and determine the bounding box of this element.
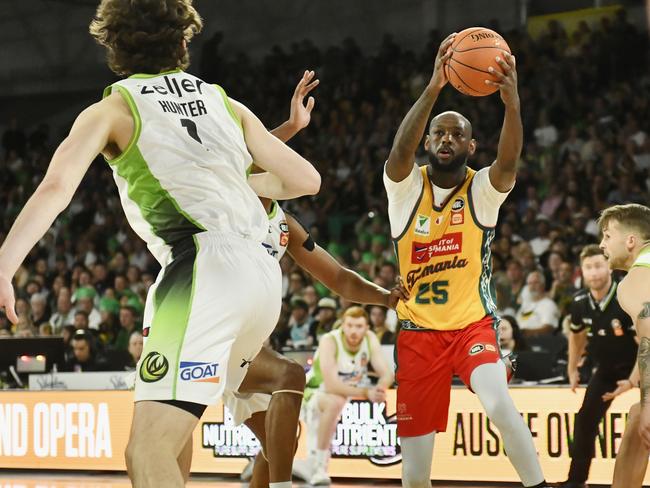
[572,288,590,303]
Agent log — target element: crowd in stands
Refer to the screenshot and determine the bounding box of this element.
[0,9,648,381]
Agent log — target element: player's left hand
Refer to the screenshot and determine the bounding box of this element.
[639,404,650,450]
[602,379,634,402]
[288,70,319,130]
[387,276,410,309]
[485,52,519,107]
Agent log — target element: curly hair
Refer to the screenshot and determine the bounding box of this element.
[89,0,203,76]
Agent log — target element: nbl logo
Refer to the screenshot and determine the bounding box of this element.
[139,351,169,383]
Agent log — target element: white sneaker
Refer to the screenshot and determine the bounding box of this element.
[292,458,314,481]
[309,466,331,485]
[240,457,255,482]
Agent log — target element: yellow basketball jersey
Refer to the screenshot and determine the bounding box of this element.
[394,166,497,330]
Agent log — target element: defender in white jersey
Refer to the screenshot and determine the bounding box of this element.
[596,204,650,488]
[0,2,320,487]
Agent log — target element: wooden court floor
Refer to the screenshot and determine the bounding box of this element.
[0,471,566,488]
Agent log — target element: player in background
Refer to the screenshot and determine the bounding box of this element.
[597,204,650,488]
[384,33,549,488]
[0,2,321,487]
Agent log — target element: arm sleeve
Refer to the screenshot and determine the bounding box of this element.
[383,162,423,238]
[470,167,513,228]
[568,300,585,333]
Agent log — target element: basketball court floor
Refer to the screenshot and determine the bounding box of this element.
[0,472,615,487]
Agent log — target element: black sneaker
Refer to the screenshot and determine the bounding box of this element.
[557,482,587,488]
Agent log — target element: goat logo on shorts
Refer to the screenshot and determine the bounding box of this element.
[139,351,169,382]
[469,343,485,355]
[180,361,221,383]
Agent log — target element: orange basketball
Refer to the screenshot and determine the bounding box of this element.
[444,27,511,97]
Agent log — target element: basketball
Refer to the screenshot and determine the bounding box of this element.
[444,27,511,97]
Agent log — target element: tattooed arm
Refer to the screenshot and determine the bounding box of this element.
[617,266,650,448]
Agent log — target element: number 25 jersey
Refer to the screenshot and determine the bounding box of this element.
[103,70,268,266]
[391,166,499,331]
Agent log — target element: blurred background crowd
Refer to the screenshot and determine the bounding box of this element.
[0,9,648,381]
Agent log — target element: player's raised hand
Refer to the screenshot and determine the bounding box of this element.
[429,32,456,90]
[485,52,519,106]
[0,274,18,324]
[288,70,319,130]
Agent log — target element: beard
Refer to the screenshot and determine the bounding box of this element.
[428,150,468,173]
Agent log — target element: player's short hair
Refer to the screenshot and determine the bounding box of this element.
[598,204,650,241]
[579,244,605,262]
[342,306,369,324]
[89,0,203,76]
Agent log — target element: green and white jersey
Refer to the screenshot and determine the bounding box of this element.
[306,328,373,392]
[632,245,650,269]
[262,201,289,261]
[103,70,267,265]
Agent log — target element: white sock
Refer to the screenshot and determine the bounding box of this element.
[471,362,544,487]
[270,482,292,488]
[315,449,329,467]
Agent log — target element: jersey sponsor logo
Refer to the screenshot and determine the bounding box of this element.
[179,361,220,383]
[450,198,465,226]
[138,76,205,97]
[405,255,469,288]
[598,329,607,336]
[279,220,289,247]
[469,343,485,355]
[611,319,624,336]
[485,344,496,352]
[582,318,593,325]
[414,214,431,236]
[139,351,169,383]
[411,232,463,264]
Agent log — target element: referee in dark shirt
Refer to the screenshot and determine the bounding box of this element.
[560,245,639,488]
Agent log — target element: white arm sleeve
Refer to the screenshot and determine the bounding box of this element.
[470,167,513,228]
[383,162,423,238]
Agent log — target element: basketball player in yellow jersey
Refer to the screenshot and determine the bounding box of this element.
[596,204,650,488]
[384,33,549,488]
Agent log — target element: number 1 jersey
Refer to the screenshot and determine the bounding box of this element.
[103,70,267,266]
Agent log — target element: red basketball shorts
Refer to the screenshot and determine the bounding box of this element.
[395,316,505,437]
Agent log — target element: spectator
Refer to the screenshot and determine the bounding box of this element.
[497,315,528,355]
[310,297,338,344]
[516,270,560,337]
[74,289,101,330]
[65,330,107,372]
[126,330,144,369]
[49,289,75,334]
[368,305,395,344]
[114,306,141,351]
[29,293,50,329]
[73,310,90,331]
[550,261,578,318]
[286,297,314,350]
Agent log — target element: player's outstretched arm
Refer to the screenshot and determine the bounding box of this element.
[0,101,114,321]
[285,213,408,309]
[231,99,320,199]
[270,70,319,143]
[385,33,455,182]
[487,52,521,192]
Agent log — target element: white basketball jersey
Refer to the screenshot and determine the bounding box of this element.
[262,201,289,261]
[103,70,268,265]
